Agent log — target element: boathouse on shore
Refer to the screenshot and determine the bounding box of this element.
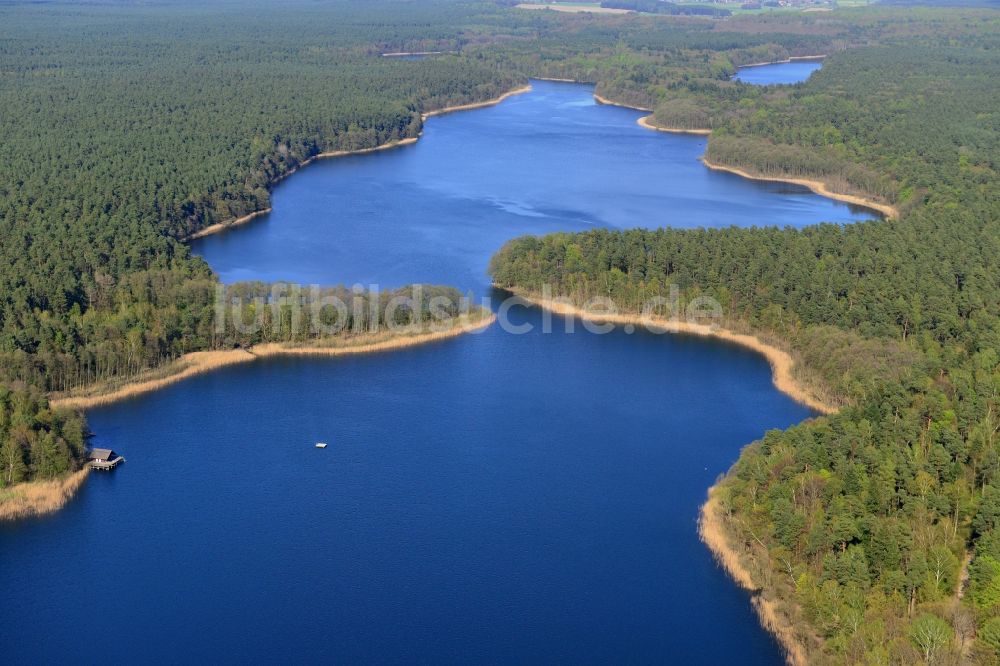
[87,448,125,470]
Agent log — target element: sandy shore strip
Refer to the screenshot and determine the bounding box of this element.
[701,158,898,219]
[593,92,651,112]
[505,290,838,414]
[700,489,809,666]
[51,311,495,411]
[421,85,531,118]
[183,137,419,241]
[599,93,894,216]
[187,208,273,240]
[637,115,711,135]
[186,85,530,241]
[593,91,712,134]
[0,468,90,522]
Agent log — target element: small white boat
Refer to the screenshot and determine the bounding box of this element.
[315,442,328,449]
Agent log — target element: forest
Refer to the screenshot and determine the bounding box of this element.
[3,0,1000,661]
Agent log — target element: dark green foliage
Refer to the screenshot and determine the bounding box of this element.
[0,387,86,487]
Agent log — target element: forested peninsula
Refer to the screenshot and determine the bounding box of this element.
[3,2,1000,663]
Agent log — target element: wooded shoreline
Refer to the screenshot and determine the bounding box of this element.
[700,490,810,666]
[700,158,898,219]
[0,312,495,520]
[185,84,531,240]
[636,114,710,135]
[737,54,827,69]
[51,310,495,411]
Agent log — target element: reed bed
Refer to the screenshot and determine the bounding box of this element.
[699,491,810,666]
[0,469,90,522]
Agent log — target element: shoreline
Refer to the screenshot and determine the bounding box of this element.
[421,84,531,119]
[592,91,712,135]
[185,137,420,241]
[186,208,272,241]
[701,158,898,219]
[700,490,809,665]
[535,76,579,83]
[738,54,827,69]
[381,50,455,57]
[607,88,896,218]
[637,114,711,135]
[51,311,495,411]
[593,92,652,112]
[0,468,90,522]
[185,84,531,241]
[506,290,838,415]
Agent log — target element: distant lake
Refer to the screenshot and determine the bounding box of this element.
[734,58,823,85]
[3,71,855,664]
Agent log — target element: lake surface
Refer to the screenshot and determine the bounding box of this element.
[4,73,850,664]
[734,58,823,85]
[192,78,868,292]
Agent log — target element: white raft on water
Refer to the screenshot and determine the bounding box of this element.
[315,442,328,449]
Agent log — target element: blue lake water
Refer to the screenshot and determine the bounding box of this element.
[3,75,852,664]
[191,78,868,292]
[734,59,823,85]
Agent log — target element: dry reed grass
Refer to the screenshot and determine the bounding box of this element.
[51,311,494,411]
[700,490,810,666]
[516,3,634,14]
[701,158,898,219]
[421,85,531,118]
[0,468,90,522]
[593,92,652,112]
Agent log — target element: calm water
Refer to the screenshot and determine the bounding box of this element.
[192,78,868,292]
[734,59,823,85]
[4,74,848,664]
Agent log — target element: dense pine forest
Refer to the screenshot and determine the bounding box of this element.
[490,13,1000,666]
[3,0,1000,661]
